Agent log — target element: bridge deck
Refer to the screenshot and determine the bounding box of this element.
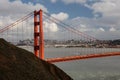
[46,52,120,63]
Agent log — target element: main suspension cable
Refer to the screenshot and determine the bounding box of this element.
[0,11,34,33]
[43,11,99,41]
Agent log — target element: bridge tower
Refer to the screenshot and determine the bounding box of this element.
[34,9,44,59]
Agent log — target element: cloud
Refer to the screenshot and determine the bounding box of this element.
[65,16,120,40]
[49,23,58,32]
[78,24,91,32]
[44,21,58,32]
[50,0,57,3]
[87,0,120,17]
[43,21,60,40]
[78,0,120,39]
[43,12,69,33]
[99,28,105,32]
[109,27,116,32]
[62,0,87,4]
[0,0,48,18]
[0,16,14,28]
[0,0,48,31]
[51,12,69,21]
[0,0,48,41]
[0,0,48,26]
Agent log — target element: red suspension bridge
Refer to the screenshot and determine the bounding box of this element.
[0,9,120,63]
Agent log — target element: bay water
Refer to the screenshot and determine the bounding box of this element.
[19,46,120,80]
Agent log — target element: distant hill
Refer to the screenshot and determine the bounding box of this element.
[0,38,73,80]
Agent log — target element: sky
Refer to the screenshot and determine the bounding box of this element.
[0,0,120,40]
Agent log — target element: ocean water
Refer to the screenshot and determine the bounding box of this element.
[18,46,120,80]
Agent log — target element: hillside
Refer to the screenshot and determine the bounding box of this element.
[0,38,73,80]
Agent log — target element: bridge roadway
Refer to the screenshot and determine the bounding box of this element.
[46,52,120,63]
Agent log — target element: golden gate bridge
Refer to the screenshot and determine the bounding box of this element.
[0,9,120,63]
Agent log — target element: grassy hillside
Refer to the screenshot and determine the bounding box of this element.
[0,38,73,80]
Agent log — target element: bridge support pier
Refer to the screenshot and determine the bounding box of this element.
[34,9,44,59]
